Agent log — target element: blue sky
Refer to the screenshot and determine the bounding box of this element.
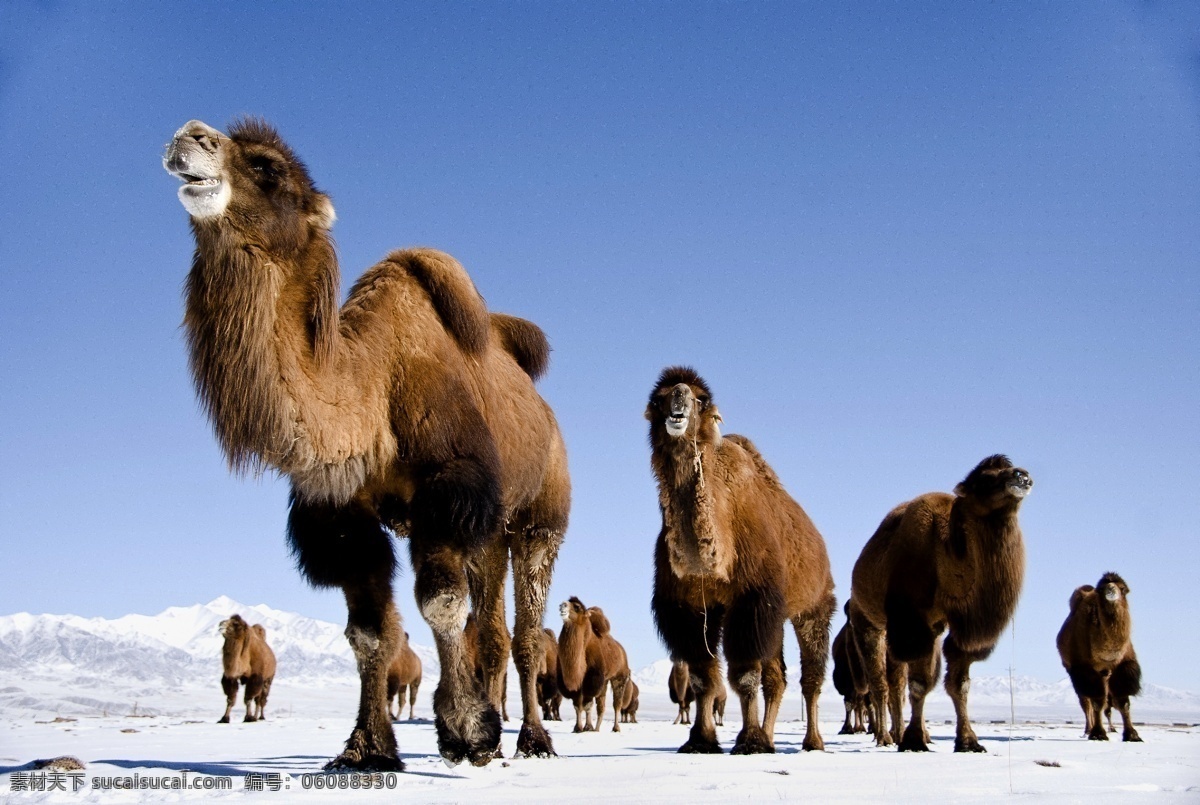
[1,2,1198,692]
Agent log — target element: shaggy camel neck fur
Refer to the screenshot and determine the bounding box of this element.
[166,118,569,770]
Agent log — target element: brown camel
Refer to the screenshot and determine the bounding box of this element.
[537,627,563,721]
[648,367,836,755]
[462,613,509,720]
[556,598,632,733]
[669,660,727,726]
[164,119,570,770]
[619,679,640,723]
[387,632,423,721]
[849,454,1032,753]
[669,659,694,725]
[218,615,276,723]
[832,621,869,735]
[1056,573,1142,742]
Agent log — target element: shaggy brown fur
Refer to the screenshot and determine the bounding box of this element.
[1056,573,1142,742]
[849,454,1032,753]
[619,679,640,723]
[669,660,695,725]
[218,615,276,723]
[537,627,563,721]
[387,632,423,721]
[556,598,633,733]
[165,119,570,770]
[648,367,836,755]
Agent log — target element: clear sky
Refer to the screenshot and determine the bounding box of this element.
[1,2,1198,691]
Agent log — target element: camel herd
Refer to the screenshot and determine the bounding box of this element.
[166,119,1143,771]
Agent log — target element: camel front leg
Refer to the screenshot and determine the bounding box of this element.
[510,526,563,756]
[466,532,511,762]
[288,496,401,771]
[850,610,892,747]
[899,651,939,752]
[243,675,262,722]
[680,658,722,753]
[943,635,988,753]
[412,540,500,766]
[218,677,237,723]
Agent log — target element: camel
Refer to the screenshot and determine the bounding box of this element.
[556,598,633,733]
[849,454,1032,753]
[537,627,563,721]
[619,680,640,723]
[1056,573,1142,742]
[832,621,869,735]
[387,632,423,721]
[669,660,727,726]
[218,615,276,723]
[669,660,694,724]
[647,367,836,754]
[164,119,570,770]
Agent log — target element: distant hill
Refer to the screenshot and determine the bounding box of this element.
[2,599,1197,723]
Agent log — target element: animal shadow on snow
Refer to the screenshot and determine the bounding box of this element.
[91,753,456,779]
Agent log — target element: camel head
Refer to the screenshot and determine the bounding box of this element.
[219,614,249,639]
[1098,572,1129,603]
[645,366,722,442]
[163,118,335,244]
[559,597,589,625]
[953,454,1033,512]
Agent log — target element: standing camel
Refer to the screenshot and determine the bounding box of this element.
[164,119,570,770]
[647,367,836,754]
[218,615,276,723]
[387,633,423,721]
[849,454,1032,752]
[556,598,632,733]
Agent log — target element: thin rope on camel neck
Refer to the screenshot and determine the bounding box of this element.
[691,420,705,490]
[700,576,716,659]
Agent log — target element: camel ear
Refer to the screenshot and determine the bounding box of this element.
[644,404,654,421]
[711,407,723,424]
[308,193,336,229]
[952,482,967,497]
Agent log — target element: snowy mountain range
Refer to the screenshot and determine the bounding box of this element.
[2,598,1197,722]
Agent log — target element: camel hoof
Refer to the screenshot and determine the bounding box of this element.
[515,723,557,759]
[678,738,723,754]
[217,716,230,724]
[731,731,775,755]
[1123,731,1143,742]
[435,706,502,768]
[954,736,987,753]
[898,725,930,752]
[802,736,825,752]
[243,716,258,723]
[1087,729,1110,742]
[839,725,855,735]
[324,753,405,773]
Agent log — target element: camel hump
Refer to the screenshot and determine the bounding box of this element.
[723,434,783,485]
[587,606,612,637]
[490,312,551,381]
[1069,585,1095,611]
[385,248,490,354]
[251,624,267,640]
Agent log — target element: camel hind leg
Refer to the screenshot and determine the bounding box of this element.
[849,604,892,747]
[257,677,273,721]
[792,595,834,751]
[465,531,511,762]
[243,675,262,722]
[508,474,567,757]
[408,680,420,720]
[759,650,787,747]
[288,496,402,771]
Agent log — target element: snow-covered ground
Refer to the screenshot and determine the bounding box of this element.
[2,599,1198,801]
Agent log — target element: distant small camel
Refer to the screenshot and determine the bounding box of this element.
[218,615,276,723]
[387,633,423,721]
[1057,573,1142,742]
